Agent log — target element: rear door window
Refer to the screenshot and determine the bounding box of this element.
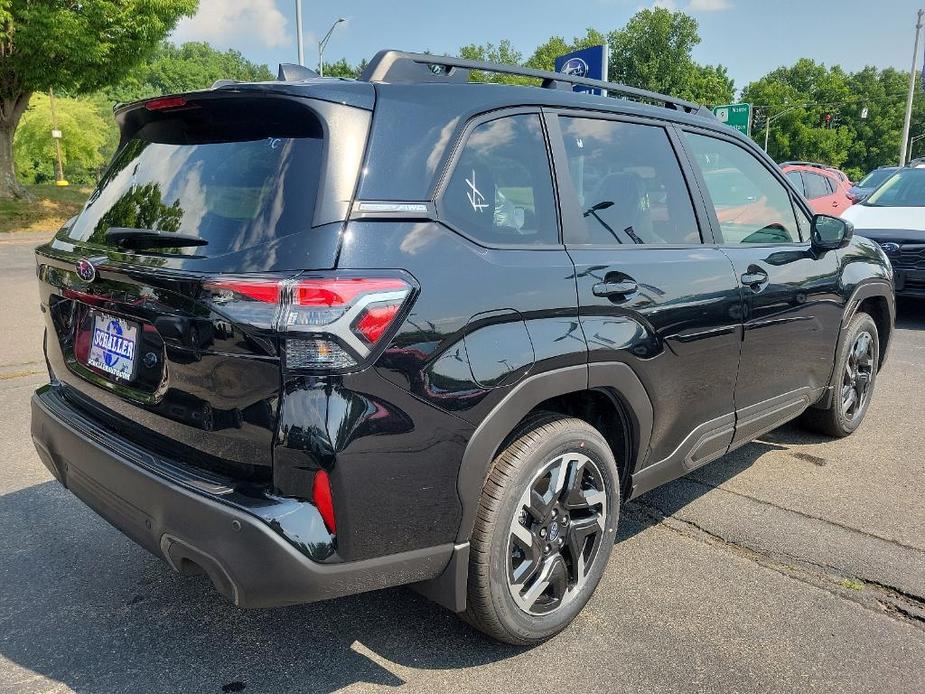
[440,113,558,246]
[802,172,831,200]
[558,117,701,245]
[785,171,805,195]
[66,99,324,258]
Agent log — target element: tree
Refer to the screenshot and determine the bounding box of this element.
[106,41,273,104]
[742,59,920,178]
[608,8,733,106]
[457,10,732,104]
[13,92,108,184]
[321,58,359,79]
[0,0,197,199]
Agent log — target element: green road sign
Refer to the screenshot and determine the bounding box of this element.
[713,103,752,136]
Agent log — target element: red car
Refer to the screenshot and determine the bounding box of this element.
[781,162,854,216]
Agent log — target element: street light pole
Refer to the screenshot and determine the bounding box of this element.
[318,18,346,77]
[910,132,925,159]
[763,106,799,152]
[48,88,67,187]
[899,8,924,166]
[295,0,305,65]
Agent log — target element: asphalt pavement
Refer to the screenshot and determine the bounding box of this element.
[1,232,923,693]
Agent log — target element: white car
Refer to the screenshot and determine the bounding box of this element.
[841,167,925,297]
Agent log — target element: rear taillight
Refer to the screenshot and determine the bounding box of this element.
[203,275,413,371]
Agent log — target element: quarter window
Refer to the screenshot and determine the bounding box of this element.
[441,114,558,245]
[558,117,701,245]
[684,133,800,244]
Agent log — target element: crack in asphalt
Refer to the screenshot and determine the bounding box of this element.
[684,473,925,556]
[624,501,925,632]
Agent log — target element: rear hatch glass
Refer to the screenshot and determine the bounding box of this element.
[37,94,371,475]
[65,98,324,259]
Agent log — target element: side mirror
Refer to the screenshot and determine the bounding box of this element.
[811,214,853,251]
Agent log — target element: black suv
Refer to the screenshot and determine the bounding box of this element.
[31,51,895,644]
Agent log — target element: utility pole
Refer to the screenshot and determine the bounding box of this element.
[899,9,924,166]
[295,0,304,65]
[47,89,67,187]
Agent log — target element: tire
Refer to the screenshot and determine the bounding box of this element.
[801,312,879,438]
[463,412,620,645]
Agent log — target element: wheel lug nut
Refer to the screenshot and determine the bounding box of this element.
[544,544,551,554]
[562,515,569,525]
[539,528,547,538]
[551,508,558,517]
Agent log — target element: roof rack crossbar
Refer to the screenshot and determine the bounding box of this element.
[360,50,712,117]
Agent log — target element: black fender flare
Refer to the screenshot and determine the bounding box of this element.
[816,278,895,409]
[841,278,895,331]
[453,362,654,544]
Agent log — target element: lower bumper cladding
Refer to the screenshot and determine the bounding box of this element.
[30,385,453,608]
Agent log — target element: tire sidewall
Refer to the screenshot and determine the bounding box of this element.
[484,424,620,643]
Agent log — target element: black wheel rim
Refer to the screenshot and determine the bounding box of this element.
[507,452,608,616]
[842,330,874,420]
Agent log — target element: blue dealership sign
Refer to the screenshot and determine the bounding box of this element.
[554,45,609,96]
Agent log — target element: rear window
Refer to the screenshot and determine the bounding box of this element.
[66,99,324,257]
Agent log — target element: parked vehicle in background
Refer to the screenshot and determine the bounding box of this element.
[843,167,925,298]
[781,161,852,185]
[848,166,900,203]
[907,157,925,168]
[30,50,895,645]
[782,162,855,215]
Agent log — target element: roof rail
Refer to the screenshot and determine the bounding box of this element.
[780,161,837,171]
[359,49,713,117]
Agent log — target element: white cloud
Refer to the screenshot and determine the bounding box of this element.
[172,0,291,49]
[688,0,732,10]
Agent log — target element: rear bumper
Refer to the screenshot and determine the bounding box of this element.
[30,385,453,608]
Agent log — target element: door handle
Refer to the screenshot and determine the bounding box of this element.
[740,269,769,289]
[593,279,638,297]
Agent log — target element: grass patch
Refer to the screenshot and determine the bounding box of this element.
[0,184,91,234]
[840,578,865,591]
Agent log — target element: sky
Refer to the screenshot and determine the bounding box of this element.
[171,0,924,93]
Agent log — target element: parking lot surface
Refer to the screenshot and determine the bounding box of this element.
[1,233,923,693]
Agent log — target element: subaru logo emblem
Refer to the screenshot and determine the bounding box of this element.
[547,520,560,542]
[560,57,589,78]
[880,242,900,255]
[76,259,97,282]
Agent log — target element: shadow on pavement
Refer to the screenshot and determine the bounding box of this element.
[0,419,819,692]
[620,417,832,543]
[896,297,925,330]
[0,481,523,693]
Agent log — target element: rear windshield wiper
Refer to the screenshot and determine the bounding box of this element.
[105,227,208,250]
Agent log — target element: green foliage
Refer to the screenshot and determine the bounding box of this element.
[322,58,360,79]
[92,182,183,243]
[13,93,108,184]
[105,41,273,103]
[743,59,922,178]
[1,0,198,97]
[458,9,732,104]
[608,8,733,105]
[1,0,197,198]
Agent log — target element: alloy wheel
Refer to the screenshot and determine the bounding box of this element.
[842,330,874,420]
[507,452,608,615]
